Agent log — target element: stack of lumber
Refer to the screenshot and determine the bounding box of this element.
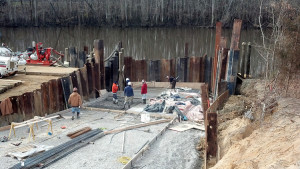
[0,80,23,94]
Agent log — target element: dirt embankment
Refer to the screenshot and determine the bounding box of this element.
[210,79,300,168]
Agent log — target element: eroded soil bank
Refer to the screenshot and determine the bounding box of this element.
[208,79,300,168]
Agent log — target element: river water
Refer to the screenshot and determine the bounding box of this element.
[0,27,264,77]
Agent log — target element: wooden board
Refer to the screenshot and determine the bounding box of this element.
[169,123,205,132]
[17,65,78,76]
[0,80,23,95]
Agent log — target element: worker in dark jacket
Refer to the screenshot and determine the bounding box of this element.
[141,80,147,104]
[166,76,177,90]
[123,82,134,109]
[68,87,82,120]
[112,81,119,104]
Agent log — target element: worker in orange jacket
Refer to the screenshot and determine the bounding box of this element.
[112,81,119,104]
[68,87,82,120]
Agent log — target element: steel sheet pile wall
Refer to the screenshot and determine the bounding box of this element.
[86,63,95,98]
[135,60,147,82]
[79,67,89,100]
[176,57,188,82]
[48,79,58,114]
[124,57,133,81]
[61,76,72,108]
[56,79,66,111]
[22,92,34,120]
[33,89,43,117]
[189,57,201,82]
[148,60,160,82]
[70,72,80,94]
[41,82,50,116]
[160,59,171,82]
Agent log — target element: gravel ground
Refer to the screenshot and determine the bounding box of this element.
[132,129,204,169]
[0,87,204,169]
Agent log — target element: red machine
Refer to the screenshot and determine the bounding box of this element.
[26,42,64,66]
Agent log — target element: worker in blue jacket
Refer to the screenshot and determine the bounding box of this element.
[123,82,134,109]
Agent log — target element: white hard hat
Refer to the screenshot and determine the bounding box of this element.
[126,78,129,81]
[128,82,132,86]
[142,79,145,83]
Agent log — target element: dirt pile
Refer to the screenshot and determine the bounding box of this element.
[211,79,300,169]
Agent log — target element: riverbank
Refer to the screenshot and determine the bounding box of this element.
[207,79,300,168]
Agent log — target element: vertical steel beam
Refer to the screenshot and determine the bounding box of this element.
[41,82,50,116]
[205,112,218,159]
[94,40,105,89]
[56,79,65,111]
[33,89,43,117]
[212,22,222,94]
[86,63,95,98]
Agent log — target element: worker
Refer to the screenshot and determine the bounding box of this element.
[166,76,177,90]
[141,79,147,104]
[125,78,130,86]
[68,87,82,120]
[123,82,134,109]
[112,81,119,104]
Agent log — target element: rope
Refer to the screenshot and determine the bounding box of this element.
[104,44,119,62]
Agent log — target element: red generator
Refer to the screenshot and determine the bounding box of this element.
[26,42,64,66]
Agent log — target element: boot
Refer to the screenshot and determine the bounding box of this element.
[143,99,146,104]
[77,112,80,119]
[128,104,130,109]
[72,112,75,120]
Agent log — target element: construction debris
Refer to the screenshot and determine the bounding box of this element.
[144,88,204,122]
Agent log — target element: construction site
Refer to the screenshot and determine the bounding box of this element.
[0,15,299,169]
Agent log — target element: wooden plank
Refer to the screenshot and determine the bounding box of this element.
[104,119,171,134]
[230,19,242,50]
[67,127,91,137]
[69,127,92,139]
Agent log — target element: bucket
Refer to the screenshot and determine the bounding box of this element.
[141,113,150,123]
